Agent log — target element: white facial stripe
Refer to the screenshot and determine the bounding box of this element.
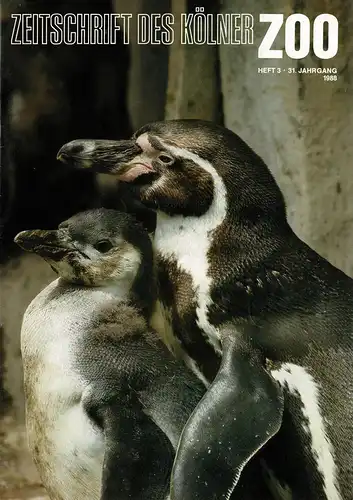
[155,137,206,165]
[136,132,157,154]
[130,133,161,173]
[152,140,227,354]
[271,363,342,500]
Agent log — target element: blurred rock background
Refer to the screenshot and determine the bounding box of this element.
[1,0,352,498]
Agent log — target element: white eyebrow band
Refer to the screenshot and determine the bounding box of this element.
[156,138,201,164]
[136,132,155,153]
[154,137,228,357]
[145,135,166,152]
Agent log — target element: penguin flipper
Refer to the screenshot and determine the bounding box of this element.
[171,324,284,500]
[91,396,174,500]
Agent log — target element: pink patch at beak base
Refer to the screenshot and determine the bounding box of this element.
[117,164,154,182]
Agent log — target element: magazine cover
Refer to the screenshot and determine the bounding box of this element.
[1,1,352,499]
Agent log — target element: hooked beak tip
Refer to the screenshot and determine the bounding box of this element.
[56,140,90,166]
[56,144,71,163]
[13,234,21,246]
[14,230,32,244]
[14,231,34,251]
[13,230,66,257]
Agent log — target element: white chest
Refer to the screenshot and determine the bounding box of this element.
[150,143,229,358]
[20,281,121,500]
[23,329,105,500]
[154,207,226,356]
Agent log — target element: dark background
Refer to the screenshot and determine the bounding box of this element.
[1,0,133,263]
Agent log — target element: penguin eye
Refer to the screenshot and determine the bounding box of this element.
[94,240,113,253]
[158,153,174,165]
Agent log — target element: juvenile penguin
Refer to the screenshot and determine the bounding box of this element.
[15,208,206,500]
[58,121,353,500]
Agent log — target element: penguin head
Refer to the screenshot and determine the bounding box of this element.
[14,209,153,288]
[57,120,286,223]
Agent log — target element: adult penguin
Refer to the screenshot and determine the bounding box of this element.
[58,120,353,500]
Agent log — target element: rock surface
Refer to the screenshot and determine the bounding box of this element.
[0,254,55,497]
[220,0,353,276]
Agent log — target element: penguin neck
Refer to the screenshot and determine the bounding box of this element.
[154,199,290,269]
[95,280,134,299]
[130,253,156,321]
[154,202,342,322]
[153,154,289,257]
[55,273,154,323]
[154,162,228,255]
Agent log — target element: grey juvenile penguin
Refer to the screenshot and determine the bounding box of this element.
[58,121,353,500]
[15,208,205,500]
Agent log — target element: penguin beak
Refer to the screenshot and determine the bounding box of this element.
[14,229,74,260]
[57,139,155,181]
